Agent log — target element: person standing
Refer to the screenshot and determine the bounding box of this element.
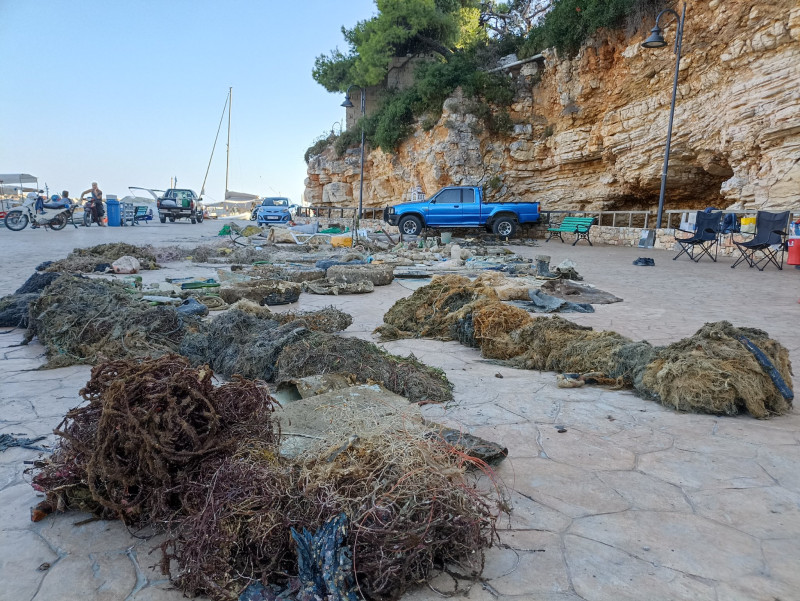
[80,182,105,226]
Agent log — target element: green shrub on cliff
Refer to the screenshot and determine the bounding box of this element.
[520,0,666,57]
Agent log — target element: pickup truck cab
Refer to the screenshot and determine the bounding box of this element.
[384,186,539,238]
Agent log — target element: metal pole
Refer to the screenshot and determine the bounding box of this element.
[358,88,365,221]
[225,87,232,197]
[655,4,685,229]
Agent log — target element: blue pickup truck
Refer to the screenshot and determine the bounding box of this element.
[384,186,539,238]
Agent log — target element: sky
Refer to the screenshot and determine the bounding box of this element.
[0,0,376,205]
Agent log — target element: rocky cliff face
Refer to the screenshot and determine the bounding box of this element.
[306,1,800,213]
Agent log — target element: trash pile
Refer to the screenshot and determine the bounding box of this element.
[41,243,159,273]
[32,357,500,601]
[377,276,794,418]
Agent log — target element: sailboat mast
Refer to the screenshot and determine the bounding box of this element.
[200,89,230,199]
[225,87,232,196]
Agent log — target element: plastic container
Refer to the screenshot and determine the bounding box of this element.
[740,216,756,233]
[787,237,800,266]
[330,234,353,248]
[440,231,453,244]
[106,198,121,227]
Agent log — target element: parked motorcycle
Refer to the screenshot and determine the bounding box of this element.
[4,195,74,231]
[82,198,106,226]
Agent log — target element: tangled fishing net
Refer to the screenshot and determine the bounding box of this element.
[32,355,278,522]
[33,358,501,601]
[376,275,497,341]
[276,332,453,404]
[42,243,158,272]
[180,308,307,381]
[378,278,793,418]
[26,275,190,368]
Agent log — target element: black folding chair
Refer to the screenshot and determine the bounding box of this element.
[731,210,790,270]
[673,211,723,262]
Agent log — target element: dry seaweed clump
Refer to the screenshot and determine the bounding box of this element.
[33,357,501,601]
[26,275,190,368]
[32,356,278,523]
[640,321,793,418]
[277,332,453,404]
[43,243,159,272]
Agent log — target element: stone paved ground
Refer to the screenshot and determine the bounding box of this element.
[1,222,798,601]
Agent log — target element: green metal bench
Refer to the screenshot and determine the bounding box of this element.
[546,216,596,246]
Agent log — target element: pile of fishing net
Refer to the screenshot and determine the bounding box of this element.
[0,272,63,328]
[180,306,450,404]
[180,307,318,381]
[25,275,190,368]
[42,243,159,273]
[276,332,453,404]
[377,276,793,418]
[32,356,277,521]
[376,274,499,341]
[218,279,302,305]
[32,357,499,601]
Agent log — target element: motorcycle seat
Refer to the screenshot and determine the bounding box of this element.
[43,202,66,210]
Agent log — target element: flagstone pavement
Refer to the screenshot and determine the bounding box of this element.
[1,221,798,601]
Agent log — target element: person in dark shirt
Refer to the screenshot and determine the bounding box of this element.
[80,182,105,226]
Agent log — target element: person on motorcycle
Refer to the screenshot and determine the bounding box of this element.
[31,190,46,214]
[80,182,105,226]
[55,191,72,208]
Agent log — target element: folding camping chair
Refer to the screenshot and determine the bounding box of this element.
[673,211,723,262]
[730,210,790,271]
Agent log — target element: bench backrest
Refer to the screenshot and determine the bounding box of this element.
[559,216,595,228]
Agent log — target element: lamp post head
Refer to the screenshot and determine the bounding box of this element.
[341,95,354,108]
[642,26,667,48]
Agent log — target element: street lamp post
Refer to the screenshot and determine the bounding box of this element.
[341,85,366,221]
[642,3,686,231]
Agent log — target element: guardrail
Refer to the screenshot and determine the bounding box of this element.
[295,206,799,231]
[295,206,385,220]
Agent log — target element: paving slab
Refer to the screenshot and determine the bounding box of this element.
[1,225,798,601]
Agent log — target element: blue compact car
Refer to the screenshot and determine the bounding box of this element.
[256,197,293,226]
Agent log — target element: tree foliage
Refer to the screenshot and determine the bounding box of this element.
[479,1,554,36]
[313,0,480,92]
[520,0,666,57]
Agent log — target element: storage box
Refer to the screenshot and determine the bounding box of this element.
[740,216,756,233]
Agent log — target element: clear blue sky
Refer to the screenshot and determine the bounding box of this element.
[0,0,375,204]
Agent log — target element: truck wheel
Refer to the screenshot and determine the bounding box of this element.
[159,214,167,224]
[196,212,204,223]
[399,215,422,236]
[492,216,517,239]
[169,216,176,223]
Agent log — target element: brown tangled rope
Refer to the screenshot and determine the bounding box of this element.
[48,355,276,523]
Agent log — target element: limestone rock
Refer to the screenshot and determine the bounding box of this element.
[306,1,800,213]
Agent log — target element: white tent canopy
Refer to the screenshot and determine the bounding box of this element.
[0,173,38,194]
[224,189,260,202]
